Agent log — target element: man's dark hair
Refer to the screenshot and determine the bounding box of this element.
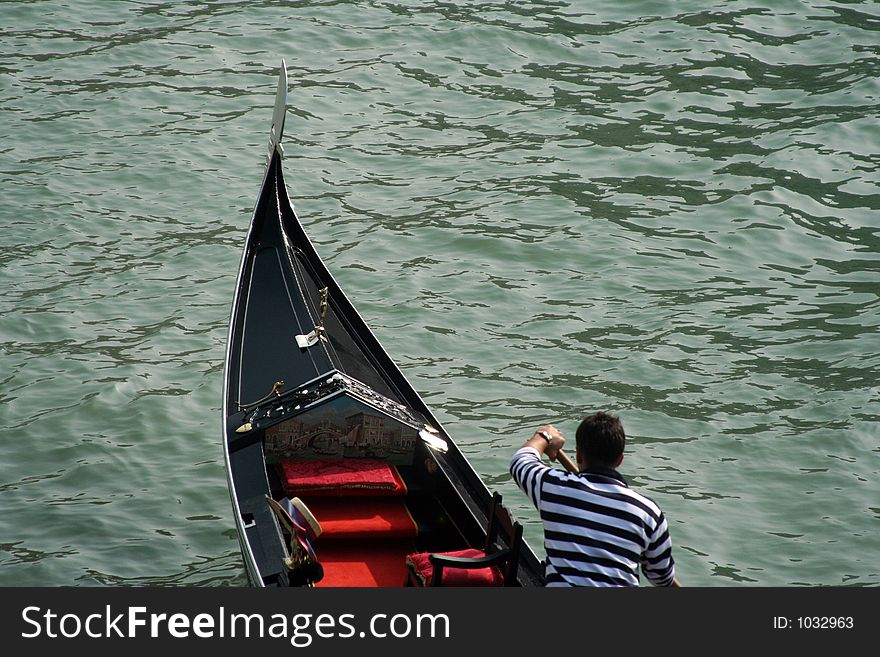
[576,412,626,467]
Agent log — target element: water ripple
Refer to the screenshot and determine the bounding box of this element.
[1,0,877,587]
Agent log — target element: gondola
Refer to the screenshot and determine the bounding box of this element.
[222,62,544,587]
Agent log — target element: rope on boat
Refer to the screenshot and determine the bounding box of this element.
[237,380,285,412]
[295,287,331,349]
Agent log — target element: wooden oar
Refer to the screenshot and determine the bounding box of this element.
[555,449,579,474]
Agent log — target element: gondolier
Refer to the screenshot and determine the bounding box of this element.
[510,412,681,587]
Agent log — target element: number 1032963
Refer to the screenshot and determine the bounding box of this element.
[773,616,854,629]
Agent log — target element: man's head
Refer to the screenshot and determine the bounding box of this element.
[575,412,625,469]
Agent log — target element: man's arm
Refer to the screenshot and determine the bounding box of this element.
[509,425,567,507]
[642,513,678,587]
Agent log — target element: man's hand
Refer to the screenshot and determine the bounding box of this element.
[527,424,566,461]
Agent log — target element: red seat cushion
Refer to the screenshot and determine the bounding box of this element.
[278,459,407,497]
[306,497,417,539]
[406,548,505,587]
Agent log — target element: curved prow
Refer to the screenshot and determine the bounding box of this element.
[268,59,288,158]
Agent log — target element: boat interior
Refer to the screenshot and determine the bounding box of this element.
[227,374,519,587]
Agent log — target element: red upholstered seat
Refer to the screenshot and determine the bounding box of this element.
[405,492,522,587]
[277,459,407,497]
[274,458,431,588]
[406,549,504,587]
[305,497,417,539]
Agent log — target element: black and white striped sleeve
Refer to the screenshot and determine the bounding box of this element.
[510,446,549,508]
[640,512,676,586]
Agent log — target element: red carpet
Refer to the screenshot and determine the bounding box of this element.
[278,458,417,587]
[315,539,415,587]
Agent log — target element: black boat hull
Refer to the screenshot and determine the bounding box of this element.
[222,66,543,588]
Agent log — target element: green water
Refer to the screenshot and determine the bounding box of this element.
[1,1,877,587]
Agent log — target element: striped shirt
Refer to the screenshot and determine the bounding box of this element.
[510,446,676,587]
